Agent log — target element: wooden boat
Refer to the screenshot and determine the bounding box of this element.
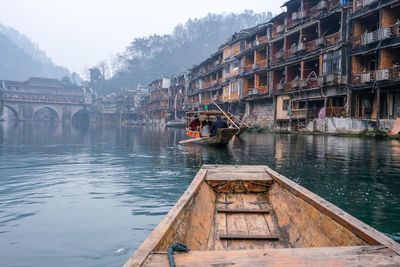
[124,165,400,266]
[183,111,238,145]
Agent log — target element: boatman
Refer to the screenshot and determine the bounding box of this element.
[210,115,228,137]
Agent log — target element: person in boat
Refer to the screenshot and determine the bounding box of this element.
[210,115,228,137]
[201,121,210,136]
[189,118,199,131]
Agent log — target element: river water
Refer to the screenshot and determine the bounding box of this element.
[0,122,399,267]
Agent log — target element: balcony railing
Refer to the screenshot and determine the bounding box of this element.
[258,85,268,94]
[354,0,378,12]
[352,67,400,83]
[325,32,341,46]
[291,109,307,119]
[273,25,285,38]
[353,25,400,48]
[258,35,268,44]
[256,59,267,68]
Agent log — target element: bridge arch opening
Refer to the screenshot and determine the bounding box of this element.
[2,105,19,121]
[72,110,89,129]
[33,107,60,122]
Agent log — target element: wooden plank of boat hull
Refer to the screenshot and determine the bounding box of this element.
[212,193,228,250]
[242,193,276,249]
[201,165,268,173]
[216,208,270,214]
[123,169,208,267]
[220,234,280,240]
[184,182,216,251]
[225,193,249,250]
[265,166,400,255]
[145,246,400,266]
[205,172,273,181]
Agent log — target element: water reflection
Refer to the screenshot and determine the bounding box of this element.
[0,122,399,267]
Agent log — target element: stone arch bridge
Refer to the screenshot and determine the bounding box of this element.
[2,100,91,122]
[0,77,96,123]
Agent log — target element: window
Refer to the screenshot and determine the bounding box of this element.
[282,100,289,111]
[230,81,239,93]
[230,62,239,73]
[323,50,341,74]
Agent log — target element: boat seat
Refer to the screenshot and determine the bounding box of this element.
[145,246,399,266]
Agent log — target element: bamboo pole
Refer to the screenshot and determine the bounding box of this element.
[214,103,239,129]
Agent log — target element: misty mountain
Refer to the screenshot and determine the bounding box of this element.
[92,10,273,94]
[0,23,70,81]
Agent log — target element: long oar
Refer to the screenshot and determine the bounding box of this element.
[231,114,251,128]
[214,103,239,129]
[179,137,210,144]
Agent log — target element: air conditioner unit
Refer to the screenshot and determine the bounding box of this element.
[315,38,326,47]
[253,40,260,46]
[298,80,307,88]
[362,32,377,45]
[290,44,297,54]
[317,76,326,85]
[363,0,378,6]
[296,43,306,53]
[326,74,339,85]
[248,89,259,95]
[276,25,284,33]
[318,0,328,10]
[292,12,298,21]
[360,73,371,83]
[297,11,307,19]
[375,69,390,81]
[378,27,393,40]
[292,80,299,88]
[276,51,284,60]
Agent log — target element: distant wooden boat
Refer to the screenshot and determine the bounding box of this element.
[182,128,238,146]
[183,111,239,145]
[124,165,400,267]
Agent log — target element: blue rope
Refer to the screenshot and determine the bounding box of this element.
[167,243,190,267]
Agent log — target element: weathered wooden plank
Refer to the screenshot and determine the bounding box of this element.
[220,234,280,240]
[241,193,275,249]
[206,172,273,182]
[202,165,268,173]
[184,182,216,251]
[265,166,400,255]
[145,246,400,266]
[225,193,249,249]
[207,180,271,193]
[216,208,270,214]
[123,169,208,267]
[213,193,228,250]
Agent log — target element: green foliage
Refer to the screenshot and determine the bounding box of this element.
[61,76,72,86]
[92,10,272,95]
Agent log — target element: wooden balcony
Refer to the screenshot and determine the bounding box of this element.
[258,35,268,44]
[291,109,307,119]
[256,59,267,68]
[353,67,400,83]
[353,25,400,48]
[325,32,341,46]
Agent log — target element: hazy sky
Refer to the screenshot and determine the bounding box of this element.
[1,0,285,76]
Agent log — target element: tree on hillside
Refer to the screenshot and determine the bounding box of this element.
[90,10,273,94]
[61,76,72,87]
